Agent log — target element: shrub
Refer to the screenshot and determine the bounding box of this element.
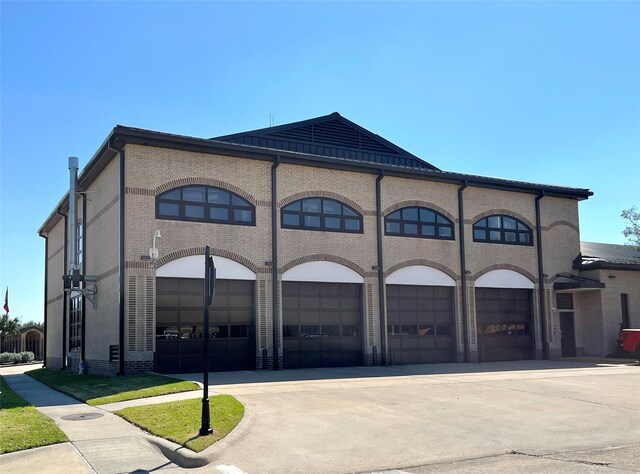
[0,352,35,364]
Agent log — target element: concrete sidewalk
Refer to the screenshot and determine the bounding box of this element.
[0,366,185,474]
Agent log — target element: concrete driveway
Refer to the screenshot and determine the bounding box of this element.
[174,360,640,473]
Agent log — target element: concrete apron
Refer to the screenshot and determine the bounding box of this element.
[172,361,640,474]
[1,373,204,473]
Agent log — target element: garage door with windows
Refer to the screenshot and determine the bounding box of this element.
[282,261,364,369]
[475,269,534,362]
[386,266,456,365]
[154,255,256,373]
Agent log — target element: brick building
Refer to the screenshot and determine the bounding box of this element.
[38,113,640,375]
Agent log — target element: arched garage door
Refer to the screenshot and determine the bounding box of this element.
[475,270,534,362]
[155,255,256,373]
[387,266,456,365]
[282,262,363,369]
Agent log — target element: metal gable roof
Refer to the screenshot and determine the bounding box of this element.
[212,112,440,171]
[577,241,640,269]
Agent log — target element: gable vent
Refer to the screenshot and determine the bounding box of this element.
[269,120,399,155]
[270,125,313,142]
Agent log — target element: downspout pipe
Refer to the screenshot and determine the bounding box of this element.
[457,182,470,362]
[81,195,87,362]
[56,209,68,369]
[535,192,548,360]
[42,234,48,367]
[375,171,386,365]
[271,156,280,369]
[107,140,126,376]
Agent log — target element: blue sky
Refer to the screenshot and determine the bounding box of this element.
[1,1,639,323]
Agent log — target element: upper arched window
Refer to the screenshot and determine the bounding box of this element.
[156,185,255,226]
[385,207,454,240]
[473,215,532,246]
[281,197,363,233]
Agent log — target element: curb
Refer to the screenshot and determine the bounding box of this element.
[145,397,253,468]
[147,436,210,468]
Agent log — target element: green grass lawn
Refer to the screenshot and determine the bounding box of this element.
[27,369,200,406]
[116,395,244,452]
[0,376,68,454]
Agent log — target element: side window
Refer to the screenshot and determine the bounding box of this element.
[281,197,363,233]
[156,186,255,226]
[473,215,532,246]
[385,207,454,240]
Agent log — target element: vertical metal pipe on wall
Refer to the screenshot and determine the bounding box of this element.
[43,236,48,367]
[535,192,548,360]
[107,139,126,376]
[375,171,386,365]
[271,157,280,369]
[56,211,68,369]
[81,195,86,362]
[118,146,125,375]
[457,183,470,362]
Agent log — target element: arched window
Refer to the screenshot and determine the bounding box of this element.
[385,207,454,240]
[281,197,362,233]
[473,215,532,245]
[156,185,255,226]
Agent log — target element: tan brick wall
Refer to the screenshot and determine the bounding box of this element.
[83,155,121,372]
[573,289,604,356]
[278,163,377,274]
[43,140,592,370]
[123,145,273,368]
[464,187,538,280]
[541,196,580,279]
[45,217,66,369]
[595,268,640,354]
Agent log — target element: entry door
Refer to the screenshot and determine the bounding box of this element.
[560,312,576,357]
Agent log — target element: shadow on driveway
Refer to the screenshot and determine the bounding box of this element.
[169,358,636,386]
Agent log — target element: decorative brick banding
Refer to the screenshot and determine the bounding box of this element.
[279,190,366,215]
[469,264,537,284]
[155,177,258,206]
[382,200,457,222]
[543,220,579,233]
[469,209,535,230]
[86,195,119,229]
[281,253,366,276]
[384,259,459,280]
[155,247,258,273]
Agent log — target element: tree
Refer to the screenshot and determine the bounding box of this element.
[621,206,640,248]
[0,313,20,337]
[20,320,44,330]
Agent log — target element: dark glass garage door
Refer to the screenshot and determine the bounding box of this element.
[282,282,362,369]
[155,278,255,373]
[476,287,533,362]
[387,285,455,365]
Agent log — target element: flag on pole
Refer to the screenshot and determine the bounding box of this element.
[3,287,8,314]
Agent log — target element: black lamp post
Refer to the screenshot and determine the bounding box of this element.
[200,245,215,436]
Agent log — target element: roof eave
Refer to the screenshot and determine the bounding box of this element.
[38,124,594,235]
[576,262,640,272]
[115,126,593,198]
